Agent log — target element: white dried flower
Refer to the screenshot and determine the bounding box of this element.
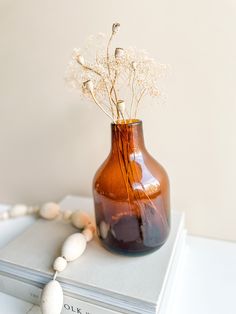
[65,23,167,122]
[72,49,85,66]
[115,48,125,59]
[131,61,137,70]
[76,54,85,66]
[83,80,94,93]
[112,23,120,34]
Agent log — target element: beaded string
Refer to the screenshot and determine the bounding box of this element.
[0,202,95,314]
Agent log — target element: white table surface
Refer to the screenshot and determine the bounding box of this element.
[0,203,236,314]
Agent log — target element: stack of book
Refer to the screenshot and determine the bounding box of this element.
[0,196,186,314]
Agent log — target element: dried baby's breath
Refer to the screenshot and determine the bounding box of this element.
[65,23,167,123]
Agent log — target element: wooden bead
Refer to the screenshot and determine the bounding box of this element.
[61,233,87,262]
[53,257,67,272]
[40,280,63,314]
[71,211,91,229]
[40,203,60,220]
[82,228,94,242]
[87,223,96,234]
[9,204,28,218]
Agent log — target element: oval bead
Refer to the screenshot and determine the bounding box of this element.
[61,233,87,262]
[9,204,28,217]
[71,211,91,229]
[53,257,67,272]
[40,280,63,314]
[40,203,60,220]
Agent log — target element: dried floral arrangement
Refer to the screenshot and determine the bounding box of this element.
[65,23,167,123]
[64,23,171,258]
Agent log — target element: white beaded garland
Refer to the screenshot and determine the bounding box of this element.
[9,204,28,217]
[71,211,90,229]
[61,233,87,262]
[40,279,63,314]
[53,256,67,272]
[40,202,60,220]
[1,199,96,314]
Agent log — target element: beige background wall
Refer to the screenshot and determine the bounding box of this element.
[0,0,235,241]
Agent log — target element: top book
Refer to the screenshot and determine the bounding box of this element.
[0,196,185,314]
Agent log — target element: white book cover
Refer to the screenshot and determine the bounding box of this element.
[0,196,185,314]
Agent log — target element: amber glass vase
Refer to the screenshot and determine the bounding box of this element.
[93,120,170,256]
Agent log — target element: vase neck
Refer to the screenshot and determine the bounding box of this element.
[111,120,146,154]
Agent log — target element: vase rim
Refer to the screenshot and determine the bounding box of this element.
[112,119,142,126]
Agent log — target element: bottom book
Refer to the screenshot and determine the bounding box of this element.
[0,229,186,314]
[0,275,119,314]
[0,196,186,314]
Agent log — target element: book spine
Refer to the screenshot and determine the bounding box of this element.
[158,230,187,314]
[0,274,120,314]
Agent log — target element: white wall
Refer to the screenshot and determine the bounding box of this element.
[0,0,235,241]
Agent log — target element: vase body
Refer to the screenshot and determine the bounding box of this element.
[93,120,170,256]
